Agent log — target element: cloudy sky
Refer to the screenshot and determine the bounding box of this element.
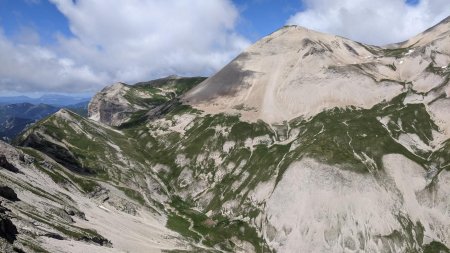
[0,0,449,97]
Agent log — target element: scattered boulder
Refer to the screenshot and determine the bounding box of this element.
[18,155,25,163]
[80,235,112,247]
[64,206,87,220]
[0,155,19,173]
[108,199,137,216]
[44,232,65,240]
[0,186,19,202]
[39,160,54,169]
[64,206,76,216]
[13,247,26,253]
[18,154,34,165]
[51,208,74,223]
[88,186,109,200]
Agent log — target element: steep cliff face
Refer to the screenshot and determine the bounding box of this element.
[88,76,206,126]
[88,83,133,126]
[3,16,450,253]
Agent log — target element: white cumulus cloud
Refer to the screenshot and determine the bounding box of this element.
[0,0,249,94]
[287,0,450,45]
[0,28,107,94]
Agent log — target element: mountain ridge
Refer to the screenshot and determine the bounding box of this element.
[0,94,91,106]
[183,16,450,138]
[0,102,89,142]
[88,76,206,126]
[1,17,450,253]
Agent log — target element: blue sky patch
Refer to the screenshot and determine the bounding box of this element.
[0,0,72,45]
[405,0,420,6]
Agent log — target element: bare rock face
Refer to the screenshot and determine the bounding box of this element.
[184,26,401,123]
[0,140,181,253]
[88,83,136,127]
[184,19,450,127]
[88,77,206,126]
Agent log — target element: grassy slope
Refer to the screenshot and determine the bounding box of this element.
[13,75,450,252]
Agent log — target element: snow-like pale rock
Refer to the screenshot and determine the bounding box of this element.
[428,99,450,137]
[399,16,450,48]
[261,156,450,253]
[263,158,399,252]
[182,18,450,133]
[411,72,445,93]
[222,141,236,153]
[42,238,125,253]
[0,140,187,253]
[184,26,405,123]
[88,83,136,126]
[175,154,190,168]
[248,179,275,204]
[169,114,197,134]
[397,133,433,153]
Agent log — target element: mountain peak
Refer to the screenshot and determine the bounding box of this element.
[53,108,81,122]
[252,24,337,49]
[55,108,70,115]
[184,18,450,124]
[430,15,450,30]
[277,24,309,32]
[183,24,392,123]
[398,15,450,47]
[165,74,181,79]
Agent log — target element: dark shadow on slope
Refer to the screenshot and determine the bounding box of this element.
[19,133,96,175]
[183,53,259,103]
[0,186,19,202]
[0,214,18,244]
[0,155,20,173]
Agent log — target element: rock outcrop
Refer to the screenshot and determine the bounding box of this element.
[88,76,205,126]
[88,83,134,126]
[0,155,19,173]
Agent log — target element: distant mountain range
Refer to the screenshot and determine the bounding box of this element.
[0,94,91,106]
[0,101,89,142]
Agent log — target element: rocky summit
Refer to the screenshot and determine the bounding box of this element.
[0,16,450,253]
